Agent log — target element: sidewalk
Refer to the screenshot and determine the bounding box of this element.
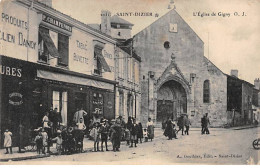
[1,126,258,162]
[0,137,109,162]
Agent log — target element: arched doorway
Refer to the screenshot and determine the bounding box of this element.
[157,80,187,122]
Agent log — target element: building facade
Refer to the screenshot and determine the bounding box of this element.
[227,74,254,126]
[0,0,118,147]
[97,11,142,122]
[115,43,141,122]
[132,9,227,127]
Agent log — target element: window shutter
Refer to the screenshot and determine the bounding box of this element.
[58,33,69,66]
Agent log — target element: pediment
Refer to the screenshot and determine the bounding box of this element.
[155,60,190,91]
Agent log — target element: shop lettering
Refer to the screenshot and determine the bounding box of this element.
[42,14,72,32]
[9,92,23,106]
[18,32,36,49]
[0,30,15,43]
[103,50,112,59]
[0,65,22,77]
[1,12,28,30]
[73,53,89,64]
[76,40,87,51]
[93,100,103,105]
[0,30,36,50]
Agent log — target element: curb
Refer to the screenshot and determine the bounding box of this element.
[0,153,50,162]
[0,144,115,162]
[230,125,259,130]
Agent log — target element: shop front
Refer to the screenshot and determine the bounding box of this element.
[0,55,116,148]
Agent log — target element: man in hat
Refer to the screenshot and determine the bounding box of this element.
[73,107,87,124]
[184,115,191,135]
[201,114,206,134]
[204,113,210,134]
[177,115,184,135]
[110,119,122,152]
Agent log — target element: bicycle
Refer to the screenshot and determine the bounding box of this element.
[24,139,37,152]
[252,138,260,150]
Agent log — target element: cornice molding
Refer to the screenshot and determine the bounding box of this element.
[17,0,117,44]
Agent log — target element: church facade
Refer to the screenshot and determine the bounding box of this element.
[132,10,227,127]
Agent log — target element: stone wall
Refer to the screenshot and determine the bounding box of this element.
[133,9,227,127]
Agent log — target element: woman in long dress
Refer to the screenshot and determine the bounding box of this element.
[146,118,154,141]
[164,119,177,140]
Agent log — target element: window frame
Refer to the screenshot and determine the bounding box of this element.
[38,26,69,67]
[203,80,210,103]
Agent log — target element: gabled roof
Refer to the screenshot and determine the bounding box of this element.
[111,15,134,26]
[226,74,254,87]
[133,9,203,43]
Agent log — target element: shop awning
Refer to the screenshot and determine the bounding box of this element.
[94,48,111,72]
[37,70,114,90]
[39,27,59,58]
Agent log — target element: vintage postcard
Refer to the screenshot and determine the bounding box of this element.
[0,0,259,165]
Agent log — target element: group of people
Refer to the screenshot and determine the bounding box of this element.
[90,116,155,152]
[3,106,211,155]
[3,105,155,155]
[163,115,191,140]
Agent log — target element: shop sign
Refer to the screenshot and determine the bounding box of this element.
[0,65,22,77]
[1,12,36,49]
[9,92,23,106]
[42,14,72,32]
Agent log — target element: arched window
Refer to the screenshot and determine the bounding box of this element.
[203,80,210,103]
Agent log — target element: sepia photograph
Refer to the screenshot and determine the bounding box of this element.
[0,0,259,165]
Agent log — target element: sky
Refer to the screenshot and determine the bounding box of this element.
[52,0,260,84]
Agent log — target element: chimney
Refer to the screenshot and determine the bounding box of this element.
[230,70,238,78]
[254,78,260,90]
[36,0,52,7]
[101,10,111,36]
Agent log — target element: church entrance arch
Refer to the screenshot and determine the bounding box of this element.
[157,80,187,122]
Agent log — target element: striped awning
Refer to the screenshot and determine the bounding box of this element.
[94,47,111,72]
[39,27,59,58]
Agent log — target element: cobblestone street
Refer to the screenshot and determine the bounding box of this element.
[10,127,259,165]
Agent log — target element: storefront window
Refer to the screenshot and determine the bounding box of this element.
[93,92,103,115]
[52,91,68,126]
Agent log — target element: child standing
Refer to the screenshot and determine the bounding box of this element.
[130,119,138,148]
[35,131,43,154]
[100,119,109,151]
[143,128,148,142]
[41,128,48,154]
[124,127,130,145]
[52,131,63,155]
[76,118,86,153]
[4,129,12,154]
[90,122,100,152]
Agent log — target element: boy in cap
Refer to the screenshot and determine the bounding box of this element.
[100,119,109,151]
[52,130,63,155]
